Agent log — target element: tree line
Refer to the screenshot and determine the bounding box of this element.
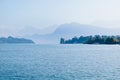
[60,35,120,44]
[0,36,34,44]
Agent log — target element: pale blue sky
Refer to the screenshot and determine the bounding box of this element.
[1,0,120,36]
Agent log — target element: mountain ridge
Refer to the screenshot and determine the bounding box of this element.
[27,22,116,44]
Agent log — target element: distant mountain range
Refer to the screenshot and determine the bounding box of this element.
[25,23,120,44]
[0,36,34,44]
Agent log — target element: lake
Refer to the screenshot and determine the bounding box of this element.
[0,44,120,80]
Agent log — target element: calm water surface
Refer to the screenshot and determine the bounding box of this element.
[0,44,120,80]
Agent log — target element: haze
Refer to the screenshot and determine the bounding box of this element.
[1,0,120,37]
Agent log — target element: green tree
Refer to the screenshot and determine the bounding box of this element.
[60,38,65,44]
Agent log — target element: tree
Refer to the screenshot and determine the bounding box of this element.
[85,36,95,44]
[105,37,114,44]
[60,38,65,44]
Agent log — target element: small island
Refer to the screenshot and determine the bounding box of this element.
[0,36,34,44]
[60,35,120,44]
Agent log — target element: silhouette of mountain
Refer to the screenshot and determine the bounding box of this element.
[53,23,108,35]
[28,23,112,44]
